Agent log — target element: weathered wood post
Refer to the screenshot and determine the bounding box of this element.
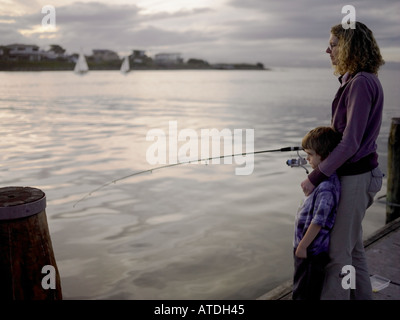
[0,186,62,300]
[386,118,400,223]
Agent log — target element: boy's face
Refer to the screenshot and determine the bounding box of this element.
[304,149,322,170]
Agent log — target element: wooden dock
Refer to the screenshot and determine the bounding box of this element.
[258,216,400,300]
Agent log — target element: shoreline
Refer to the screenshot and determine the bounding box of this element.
[0,61,269,72]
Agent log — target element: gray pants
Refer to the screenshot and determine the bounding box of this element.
[321,167,383,300]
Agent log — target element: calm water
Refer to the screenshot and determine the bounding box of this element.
[0,67,398,299]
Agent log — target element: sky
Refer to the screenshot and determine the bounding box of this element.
[1,0,399,67]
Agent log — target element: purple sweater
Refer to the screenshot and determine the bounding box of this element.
[309,72,384,186]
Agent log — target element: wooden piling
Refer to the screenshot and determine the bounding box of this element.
[386,118,400,223]
[0,186,62,300]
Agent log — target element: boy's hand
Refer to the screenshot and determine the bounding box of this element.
[295,245,307,259]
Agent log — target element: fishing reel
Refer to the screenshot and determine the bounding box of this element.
[286,149,309,174]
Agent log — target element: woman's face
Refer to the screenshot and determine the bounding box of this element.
[326,34,339,65]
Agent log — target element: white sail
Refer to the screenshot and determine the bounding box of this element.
[74,50,89,74]
[120,56,130,74]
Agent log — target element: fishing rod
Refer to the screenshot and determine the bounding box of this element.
[73,146,307,207]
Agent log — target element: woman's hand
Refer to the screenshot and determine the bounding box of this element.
[301,178,315,196]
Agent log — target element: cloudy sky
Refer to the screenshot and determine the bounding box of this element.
[1,0,399,67]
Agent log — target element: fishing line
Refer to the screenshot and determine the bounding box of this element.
[73,146,304,207]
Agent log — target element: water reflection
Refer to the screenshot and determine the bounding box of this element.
[0,68,396,299]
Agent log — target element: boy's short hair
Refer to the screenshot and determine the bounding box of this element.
[302,127,342,160]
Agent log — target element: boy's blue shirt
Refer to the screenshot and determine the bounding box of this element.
[294,173,341,256]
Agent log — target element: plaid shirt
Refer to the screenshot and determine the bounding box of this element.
[294,173,341,256]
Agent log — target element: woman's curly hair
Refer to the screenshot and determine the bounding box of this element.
[331,21,384,75]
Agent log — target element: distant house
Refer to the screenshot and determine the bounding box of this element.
[6,44,41,61]
[0,46,10,61]
[92,49,120,62]
[154,53,183,65]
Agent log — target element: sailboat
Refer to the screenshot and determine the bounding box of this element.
[120,56,130,74]
[74,50,89,74]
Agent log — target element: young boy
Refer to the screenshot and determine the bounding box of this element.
[292,127,342,300]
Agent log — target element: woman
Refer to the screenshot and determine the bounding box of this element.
[301,21,385,299]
